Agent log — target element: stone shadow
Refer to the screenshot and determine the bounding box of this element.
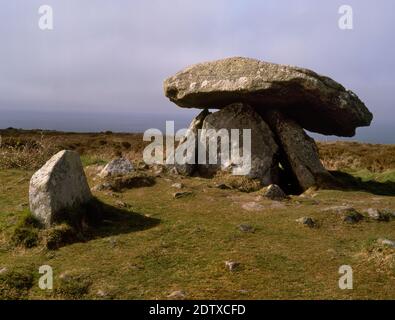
[45,198,160,249]
[329,170,395,196]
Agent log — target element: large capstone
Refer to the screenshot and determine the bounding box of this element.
[198,103,279,185]
[164,57,372,137]
[29,150,93,227]
[262,109,336,190]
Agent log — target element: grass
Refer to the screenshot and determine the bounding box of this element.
[0,130,394,299]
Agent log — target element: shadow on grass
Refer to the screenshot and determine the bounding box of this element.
[85,200,160,239]
[330,170,395,196]
[41,198,161,250]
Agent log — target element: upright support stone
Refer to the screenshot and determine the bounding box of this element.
[262,109,335,191]
[198,103,279,185]
[173,109,210,175]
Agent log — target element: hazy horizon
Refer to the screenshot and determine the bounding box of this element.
[0,108,393,145]
[1,1,394,143]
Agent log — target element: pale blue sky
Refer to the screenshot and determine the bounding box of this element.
[0,1,394,141]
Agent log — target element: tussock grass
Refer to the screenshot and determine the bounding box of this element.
[0,266,35,300]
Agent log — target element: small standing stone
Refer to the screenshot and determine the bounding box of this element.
[29,150,93,227]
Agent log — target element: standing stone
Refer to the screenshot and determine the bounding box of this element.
[99,157,133,178]
[198,103,279,185]
[262,110,335,190]
[29,150,93,227]
[173,109,209,175]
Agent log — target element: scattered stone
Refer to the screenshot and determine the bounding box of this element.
[343,211,364,224]
[96,289,108,298]
[241,202,264,211]
[171,183,184,189]
[296,217,316,228]
[29,150,93,227]
[173,191,192,199]
[377,238,395,248]
[167,290,186,299]
[99,157,133,178]
[164,57,372,137]
[263,184,287,200]
[225,261,240,272]
[238,224,255,233]
[363,208,391,222]
[198,103,279,184]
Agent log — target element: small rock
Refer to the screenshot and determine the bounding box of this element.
[173,191,192,199]
[0,267,8,274]
[96,289,108,297]
[99,157,134,178]
[263,184,287,200]
[238,224,255,233]
[377,238,395,248]
[171,183,184,189]
[241,202,264,211]
[167,290,186,299]
[296,217,316,228]
[343,210,364,224]
[364,208,390,222]
[225,261,240,272]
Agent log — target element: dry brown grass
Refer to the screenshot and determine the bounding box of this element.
[0,129,149,170]
[1,129,395,174]
[317,141,395,172]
